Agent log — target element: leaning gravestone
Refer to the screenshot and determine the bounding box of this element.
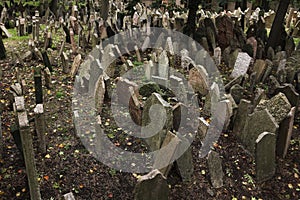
[141,93,173,151]
[277,107,296,158]
[207,150,224,188]
[230,52,252,78]
[134,169,169,200]
[253,59,267,83]
[255,92,291,124]
[232,99,252,138]
[241,108,278,155]
[255,132,276,182]
[188,65,209,96]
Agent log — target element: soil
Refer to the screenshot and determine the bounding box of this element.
[0,28,299,200]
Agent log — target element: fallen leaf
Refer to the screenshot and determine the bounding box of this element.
[44,175,49,181]
[288,183,293,189]
[45,154,51,159]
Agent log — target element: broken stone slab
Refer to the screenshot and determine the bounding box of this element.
[277,107,296,158]
[14,96,25,112]
[255,132,276,183]
[241,108,279,155]
[134,169,169,200]
[10,83,23,96]
[230,52,252,78]
[207,150,224,188]
[255,92,291,124]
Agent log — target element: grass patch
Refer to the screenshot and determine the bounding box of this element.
[4,28,30,41]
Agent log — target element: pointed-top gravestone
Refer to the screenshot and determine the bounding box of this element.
[230,52,252,78]
[158,50,169,79]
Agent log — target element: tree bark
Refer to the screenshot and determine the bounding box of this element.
[184,0,201,36]
[267,0,290,50]
[0,29,6,60]
[50,0,58,18]
[100,0,109,21]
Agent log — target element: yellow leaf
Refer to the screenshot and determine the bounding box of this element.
[0,190,4,195]
[47,90,51,95]
[21,188,26,192]
[45,154,51,159]
[58,144,64,148]
[16,192,21,197]
[288,183,293,189]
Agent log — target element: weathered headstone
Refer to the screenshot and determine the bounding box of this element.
[230,84,244,104]
[15,96,42,200]
[198,117,209,140]
[253,59,267,83]
[230,52,252,79]
[232,99,252,138]
[255,132,276,182]
[34,104,46,154]
[277,107,296,158]
[207,150,224,188]
[153,131,181,176]
[70,54,82,77]
[141,93,173,151]
[134,169,169,200]
[189,65,209,96]
[241,108,278,155]
[34,66,43,104]
[158,50,169,79]
[255,92,291,124]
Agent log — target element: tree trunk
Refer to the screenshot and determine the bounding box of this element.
[50,0,58,18]
[0,30,6,60]
[267,0,290,50]
[184,0,201,36]
[100,0,109,21]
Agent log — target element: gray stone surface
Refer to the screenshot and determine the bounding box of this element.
[277,107,296,158]
[230,52,252,78]
[253,59,267,83]
[230,84,244,104]
[256,92,291,124]
[207,150,224,188]
[255,132,276,182]
[189,65,209,96]
[241,108,278,155]
[233,99,252,138]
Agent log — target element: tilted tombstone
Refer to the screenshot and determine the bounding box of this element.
[277,107,296,158]
[230,52,252,78]
[241,108,278,155]
[207,150,224,188]
[255,132,276,182]
[141,93,173,151]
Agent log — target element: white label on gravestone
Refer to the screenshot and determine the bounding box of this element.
[230,52,252,78]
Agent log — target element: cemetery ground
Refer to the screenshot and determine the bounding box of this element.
[0,27,300,200]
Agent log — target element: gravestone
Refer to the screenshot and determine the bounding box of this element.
[230,52,252,78]
[141,93,173,151]
[153,131,181,176]
[64,192,75,200]
[71,54,82,77]
[15,96,42,200]
[267,46,275,61]
[115,77,139,106]
[176,136,194,182]
[241,108,278,155]
[255,92,291,124]
[44,67,51,89]
[253,59,267,83]
[277,107,296,158]
[207,150,224,188]
[225,75,243,91]
[232,99,252,138]
[34,104,46,154]
[188,65,209,96]
[213,47,221,66]
[94,75,105,114]
[275,84,299,108]
[134,169,169,200]
[246,37,257,58]
[61,52,70,74]
[255,132,276,182]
